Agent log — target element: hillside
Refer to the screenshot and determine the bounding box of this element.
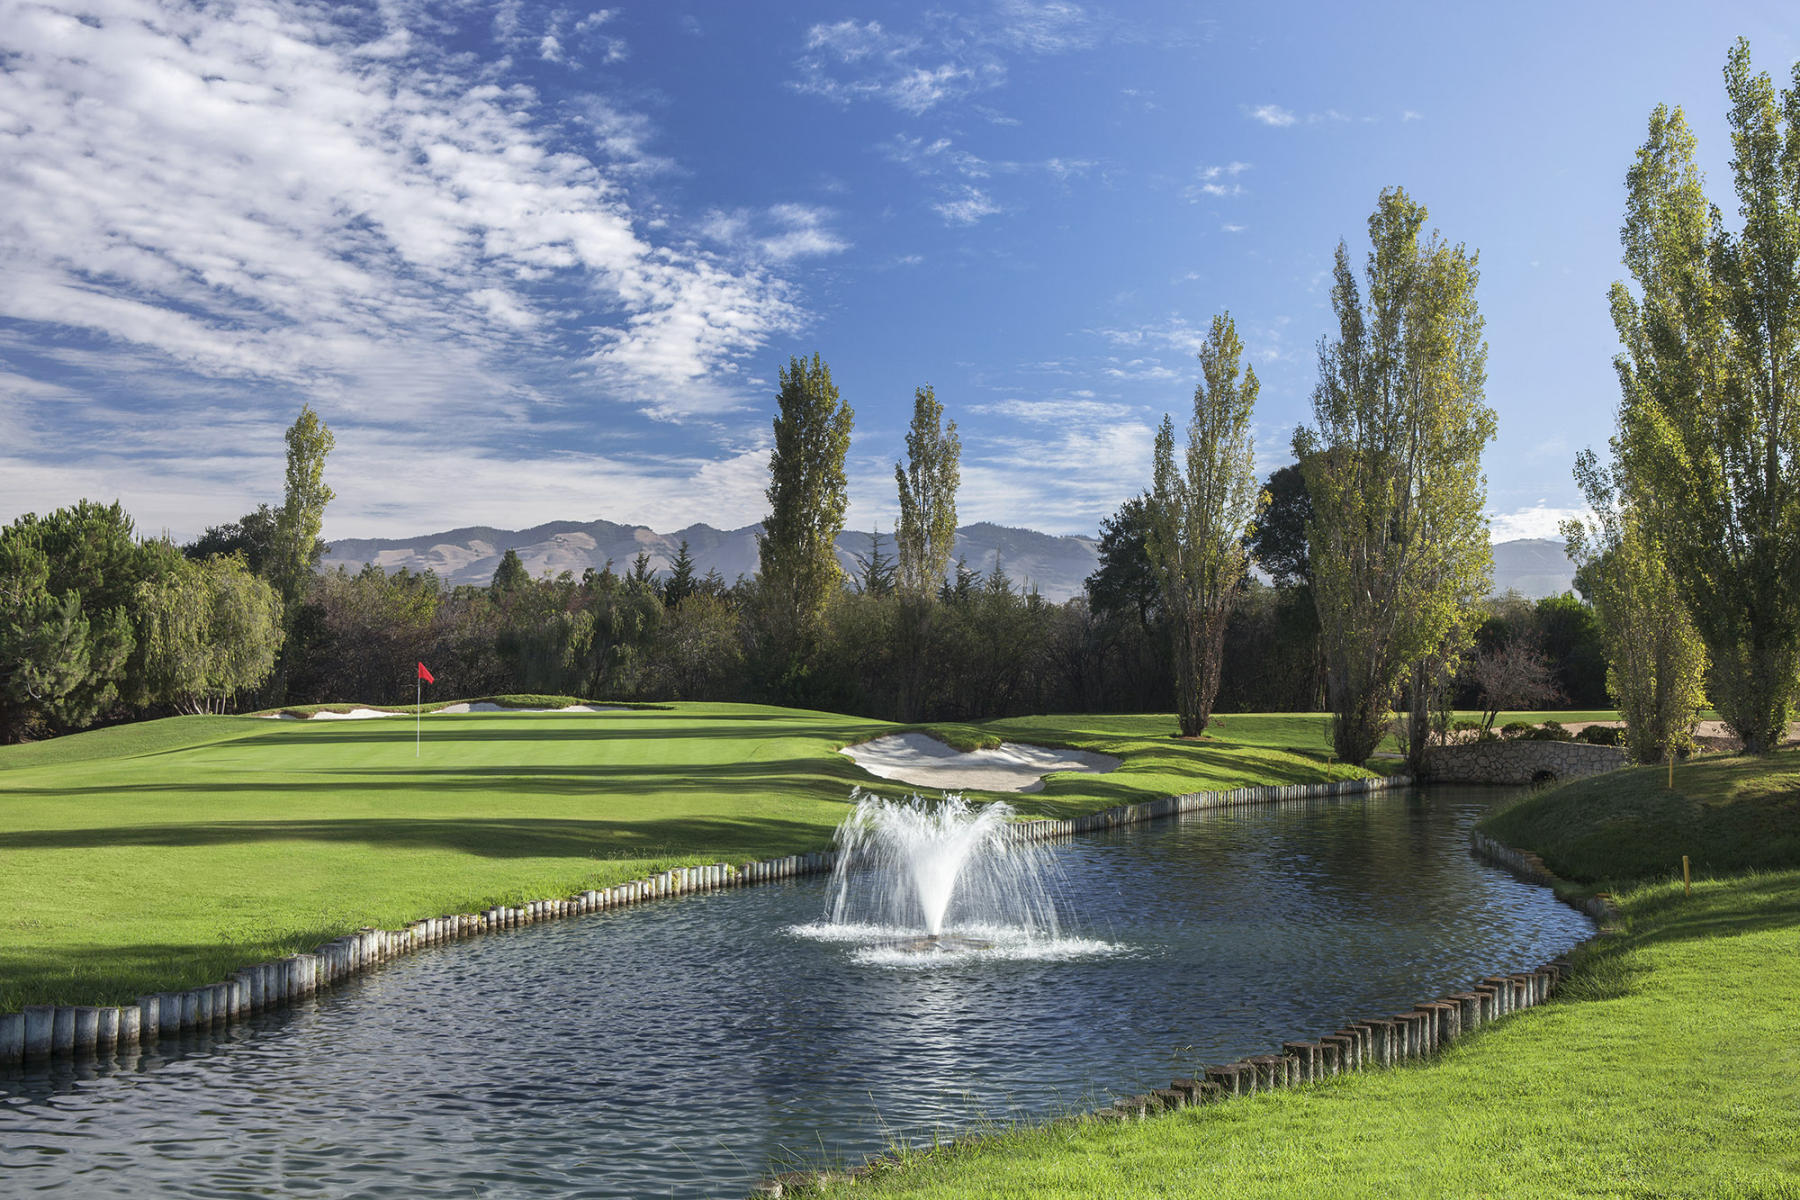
[321,520,1105,602]
[322,524,1576,603]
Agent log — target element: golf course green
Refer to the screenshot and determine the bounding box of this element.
[0,700,1380,1011]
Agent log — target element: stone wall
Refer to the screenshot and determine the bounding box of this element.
[1421,740,1628,786]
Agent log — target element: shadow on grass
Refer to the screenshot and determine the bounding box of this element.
[5,755,875,800]
[0,812,841,859]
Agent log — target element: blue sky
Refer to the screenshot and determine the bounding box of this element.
[1,0,1794,544]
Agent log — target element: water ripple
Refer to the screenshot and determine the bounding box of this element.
[0,785,1591,1198]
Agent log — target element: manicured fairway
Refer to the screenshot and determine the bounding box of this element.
[0,702,1375,1010]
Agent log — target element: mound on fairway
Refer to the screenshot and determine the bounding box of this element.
[0,704,1374,1010]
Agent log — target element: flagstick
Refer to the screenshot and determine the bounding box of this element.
[416,675,421,758]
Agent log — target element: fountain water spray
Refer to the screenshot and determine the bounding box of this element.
[822,789,1066,949]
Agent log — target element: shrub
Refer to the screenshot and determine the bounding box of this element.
[1500,721,1533,739]
[1578,724,1623,746]
[1526,720,1575,742]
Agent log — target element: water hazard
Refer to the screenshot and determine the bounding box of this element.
[0,785,1591,1197]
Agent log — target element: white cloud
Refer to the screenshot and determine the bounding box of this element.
[991,0,1100,54]
[970,396,1144,423]
[1221,223,1247,234]
[1402,109,1423,122]
[702,204,852,263]
[1487,505,1588,542]
[1183,160,1251,200]
[934,186,1002,226]
[0,0,810,435]
[1247,104,1297,127]
[791,4,1107,115]
[793,19,998,114]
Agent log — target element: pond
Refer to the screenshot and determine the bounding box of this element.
[0,785,1590,1198]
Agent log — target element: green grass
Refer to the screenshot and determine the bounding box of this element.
[1481,749,1800,886]
[782,743,1800,1200]
[0,703,1376,1011]
[800,870,1800,1199]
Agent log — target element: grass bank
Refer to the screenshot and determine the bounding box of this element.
[793,748,1800,1199]
[0,703,1373,1011]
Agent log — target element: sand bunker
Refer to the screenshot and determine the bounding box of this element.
[841,732,1120,794]
[254,702,627,720]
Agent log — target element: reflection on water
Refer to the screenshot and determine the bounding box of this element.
[0,786,1590,1198]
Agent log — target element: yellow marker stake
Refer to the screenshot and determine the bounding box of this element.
[1668,754,1674,789]
[1683,854,1691,897]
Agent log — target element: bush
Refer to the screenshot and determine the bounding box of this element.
[1578,724,1623,746]
[1452,719,1482,733]
[1500,721,1533,739]
[1526,720,1575,742]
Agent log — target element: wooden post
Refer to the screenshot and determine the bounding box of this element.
[1683,854,1691,897]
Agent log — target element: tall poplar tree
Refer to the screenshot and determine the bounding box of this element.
[265,404,333,700]
[1564,450,1707,763]
[757,353,854,670]
[894,385,961,599]
[1145,312,1260,737]
[271,404,335,620]
[1297,188,1495,767]
[1611,41,1800,753]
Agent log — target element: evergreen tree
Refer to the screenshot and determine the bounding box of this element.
[663,540,697,608]
[853,529,897,597]
[491,549,529,596]
[1297,188,1495,767]
[1085,496,1160,627]
[1610,41,1800,752]
[1145,312,1261,737]
[1247,462,1313,588]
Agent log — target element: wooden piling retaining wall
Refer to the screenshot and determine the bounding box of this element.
[750,810,1623,1197]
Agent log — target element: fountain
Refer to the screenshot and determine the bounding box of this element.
[803,789,1072,960]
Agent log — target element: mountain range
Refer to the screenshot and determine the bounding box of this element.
[321,522,1577,604]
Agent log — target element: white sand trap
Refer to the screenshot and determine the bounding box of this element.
[434,701,628,714]
[841,733,1120,794]
[308,708,404,720]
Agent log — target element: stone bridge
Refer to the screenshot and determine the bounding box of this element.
[1420,740,1629,786]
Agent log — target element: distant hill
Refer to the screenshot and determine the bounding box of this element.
[322,522,1575,604]
[1490,538,1577,600]
[321,520,1104,603]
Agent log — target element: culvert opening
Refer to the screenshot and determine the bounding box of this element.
[1530,769,1559,787]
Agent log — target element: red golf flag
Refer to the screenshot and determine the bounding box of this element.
[417,662,434,684]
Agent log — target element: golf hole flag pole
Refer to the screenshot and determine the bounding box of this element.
[416,662,434,756]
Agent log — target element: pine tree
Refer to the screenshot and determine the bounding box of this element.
[663,540,697,608]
